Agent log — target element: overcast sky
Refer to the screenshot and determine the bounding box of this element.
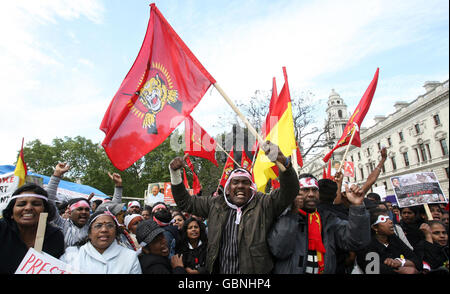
[0,0,448,165]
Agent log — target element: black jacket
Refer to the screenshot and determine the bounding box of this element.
[0,218,65,274]
[176,241,208,274]
[423,242,449,273]
[356,234,422,274]
[268,205,370,274]
[138,253,187,274]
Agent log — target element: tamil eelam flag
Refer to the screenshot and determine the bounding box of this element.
[185,115,218,167]
[323,68,379,163]
[100,3,216,170]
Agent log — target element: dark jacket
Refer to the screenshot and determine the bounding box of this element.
[0,218,65,274]
[423,242,449,273]
[138,253,187,274]
[176,241,208,274]
[171,165,299,274]
[356,234,422,274]
[267,205,370,274]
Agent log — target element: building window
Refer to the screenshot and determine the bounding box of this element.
[446,167,449,179]
[338,110,343,118]
[391,156,397,170]
[414,148,420,162]
[377,142,381,151]
[426,144,432,160]
[358,152,361,160]
[367,148,371,156]
[387,137,392,147]
[440,139,448,156]
[415,124,421,134]
[351,155,354,162]
[399,131,404,142]
[402,152,410,167]
[419,144,428,161]
[433,114,441,126]
[359,168,364,180]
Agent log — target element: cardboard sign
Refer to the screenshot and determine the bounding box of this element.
[391,172,448,208]
[15,248,80,274]
[0,172,19,217]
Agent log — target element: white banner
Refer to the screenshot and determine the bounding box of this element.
[15,248,80,274]
[0,171,19,216]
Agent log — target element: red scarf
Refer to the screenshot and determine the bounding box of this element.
[299,209,326,274]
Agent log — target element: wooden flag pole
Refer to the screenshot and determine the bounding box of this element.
[213,83,286,172]
[215,143,241,168]
[34,212,48,252]
[336,123,358,174]
[423,204,433,221]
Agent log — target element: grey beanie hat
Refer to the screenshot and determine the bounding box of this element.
[136,219,165,247]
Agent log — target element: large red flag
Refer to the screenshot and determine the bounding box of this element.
[185,115,218,167]
[219,149,235,188]
[323,68,379,163]
[185,155,202,195]
[100,4,216,170]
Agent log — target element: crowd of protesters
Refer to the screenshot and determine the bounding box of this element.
[0,142,448,274]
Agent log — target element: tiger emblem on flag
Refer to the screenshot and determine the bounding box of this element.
[128,62,182,134]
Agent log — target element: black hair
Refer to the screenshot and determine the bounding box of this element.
[176,217,207,251]
[366,193,381,202]
[369,207,389,235]
[74,210,120,248]
[2,183,56,221]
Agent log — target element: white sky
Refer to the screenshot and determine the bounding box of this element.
[0,0,448,165]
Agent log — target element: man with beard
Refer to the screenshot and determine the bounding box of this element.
[168,141,299,274]
[151,202,179,258]
[267,173,371,274]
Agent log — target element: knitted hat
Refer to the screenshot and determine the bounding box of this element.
[124,214,144,230]
[318,179,337,203]
[135,219,165,247]
[127,201,141,209]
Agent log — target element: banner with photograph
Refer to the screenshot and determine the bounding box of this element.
[390,172,448,208]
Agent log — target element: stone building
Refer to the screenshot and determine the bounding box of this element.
[303,79,449,200]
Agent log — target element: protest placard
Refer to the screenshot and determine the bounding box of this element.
[0,171,19,216]
[390,172,448,208]
[15,247,80,274]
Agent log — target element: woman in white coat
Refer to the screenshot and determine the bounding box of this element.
[60,210,142,274]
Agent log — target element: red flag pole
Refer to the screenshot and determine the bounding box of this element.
[213,83,286,172]
[337,122,358,174]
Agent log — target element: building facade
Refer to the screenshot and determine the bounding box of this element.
[304,79,449,200]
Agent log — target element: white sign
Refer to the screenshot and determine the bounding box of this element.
[391,172,448,208]
[372,185,387,201]
[15,248,80,274]
[0,172,19,216]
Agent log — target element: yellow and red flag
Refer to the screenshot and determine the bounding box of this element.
[253,67,298,192]
[14,138,27,187]
[323,68,379,163]
[100,4,216,170]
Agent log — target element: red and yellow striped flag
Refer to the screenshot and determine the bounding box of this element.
[14,138,27,187]
[253,67,297,192]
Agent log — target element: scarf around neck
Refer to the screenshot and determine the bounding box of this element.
[299,209,326,273]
